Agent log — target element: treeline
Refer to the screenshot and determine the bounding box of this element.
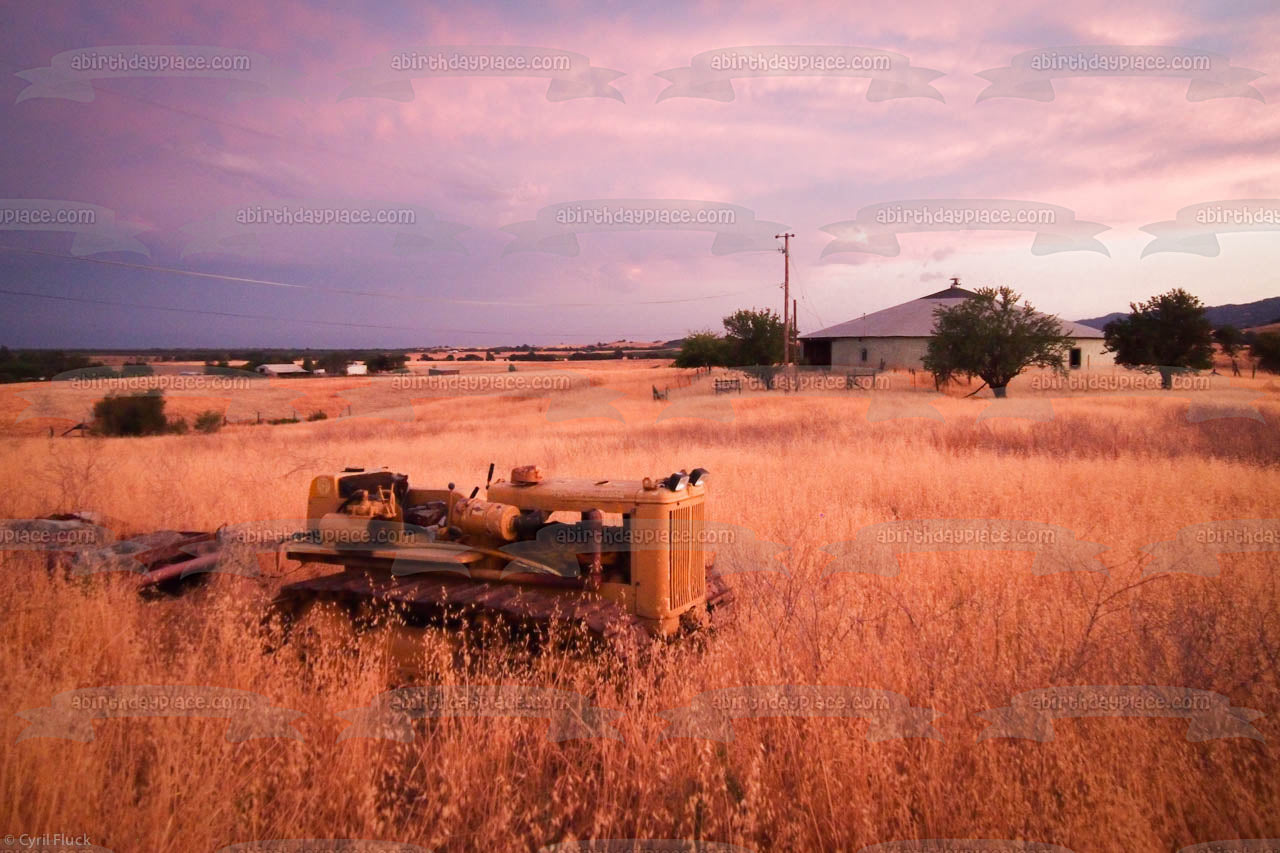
[0,348,106,383]
[0,347,417,380]
[212,350,407,372]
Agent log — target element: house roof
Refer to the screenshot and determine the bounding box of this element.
[258,363,309,372]
[800,285,1105,340]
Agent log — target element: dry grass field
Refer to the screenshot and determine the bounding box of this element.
[1,364,1278,852]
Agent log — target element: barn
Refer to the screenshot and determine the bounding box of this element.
[254,363,311,377]
[798,280,1113,370]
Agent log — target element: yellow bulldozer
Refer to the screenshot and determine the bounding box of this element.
[271,464,732,645]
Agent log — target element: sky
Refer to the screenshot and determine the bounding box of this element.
[1,0,1277,348]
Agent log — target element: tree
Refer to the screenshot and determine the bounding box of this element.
[301,356,315,372]
[1103,288,1213,389]
[722,308,784,366]
[485,350,495,362]
[367,353,408,372]
[1250,332,1280,373]
[93,391,168,436]
[923,286,1074,398]
[241,351,268,372]
[1213,325,1244,376]
[318,352,351,375]
[675,331,731,368]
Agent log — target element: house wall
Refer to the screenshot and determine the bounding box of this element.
[1070,339,1114,368]
[828,336,1114,369]
[831,337,930,369]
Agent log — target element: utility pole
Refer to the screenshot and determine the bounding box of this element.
[793,298,798,363]
[776,232,794,365]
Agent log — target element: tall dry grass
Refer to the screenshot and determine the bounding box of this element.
[1,367,1278,852]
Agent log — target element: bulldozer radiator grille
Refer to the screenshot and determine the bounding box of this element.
[668,502,705,611]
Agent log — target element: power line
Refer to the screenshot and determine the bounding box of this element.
[795,279,827,331]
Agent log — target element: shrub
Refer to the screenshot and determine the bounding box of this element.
[675,331,731,368]
[306,410,328,421]
[194,410,223,434]
[92,391,168,437]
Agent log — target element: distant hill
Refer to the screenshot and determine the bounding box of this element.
[1077,296,1280,331]
[1075,312,1126,331]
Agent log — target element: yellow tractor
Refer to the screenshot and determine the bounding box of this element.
[272,464,732,644]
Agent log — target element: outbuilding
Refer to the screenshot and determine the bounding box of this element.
[799,280,1112,370]
[255,363,311,377]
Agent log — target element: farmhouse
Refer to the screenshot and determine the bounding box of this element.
[255,363,310,377]
[799,280,1113,370]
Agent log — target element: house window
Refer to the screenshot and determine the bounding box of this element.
[860,347,868,363]
[1069,347,1082,369]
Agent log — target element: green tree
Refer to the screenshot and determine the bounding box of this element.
[1103,288,1214,389]
[241,351,268,372]
[675,331,731,368]
[923,286,1073,398]
[318,352,351,376]
[722,308,784,366]
[1250,332,1280,373]
[366,353,398,372]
